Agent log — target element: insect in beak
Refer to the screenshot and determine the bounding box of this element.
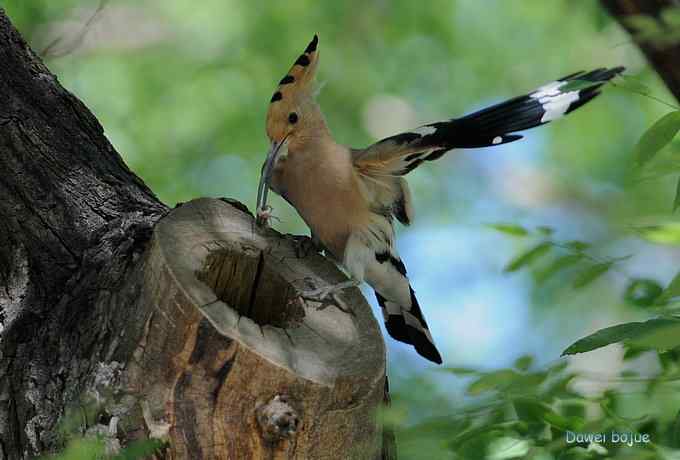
[256,136,289,226]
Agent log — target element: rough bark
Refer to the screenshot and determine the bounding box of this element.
[0,8,390,460]
[600,0,680,101]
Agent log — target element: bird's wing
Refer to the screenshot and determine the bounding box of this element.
[352,67,624,178]
[354,164,414,225]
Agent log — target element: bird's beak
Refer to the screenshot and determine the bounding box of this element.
[256,137,289,219]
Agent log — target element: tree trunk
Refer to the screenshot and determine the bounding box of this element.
[600,0,680,101]
[0,9,390,460]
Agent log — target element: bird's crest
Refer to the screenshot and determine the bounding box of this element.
[266,34,321,141]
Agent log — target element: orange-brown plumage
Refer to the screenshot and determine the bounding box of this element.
[258,34,624,364]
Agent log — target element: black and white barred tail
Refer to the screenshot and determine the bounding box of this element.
[375,287,442,364]
[364,248,442,364]
[344,212,443,364]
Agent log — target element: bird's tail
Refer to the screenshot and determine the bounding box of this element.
[447,66,625,148]
[375,287,442,364]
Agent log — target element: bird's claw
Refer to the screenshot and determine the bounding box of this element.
[297,291,354,315]
[256,205,279,227]
[294,282,356,315]
[292,235,323,259]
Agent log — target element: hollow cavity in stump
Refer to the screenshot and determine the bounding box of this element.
[198,249,305,328]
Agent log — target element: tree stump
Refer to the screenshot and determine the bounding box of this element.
[126,198,387,459]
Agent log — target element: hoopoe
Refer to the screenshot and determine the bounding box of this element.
[257,34,623,364]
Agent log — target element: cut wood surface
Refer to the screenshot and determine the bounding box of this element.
[128,197,387,459]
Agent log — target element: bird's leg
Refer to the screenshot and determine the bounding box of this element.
[302,279,359,299]
[256,157,274,226]
[292,233,325,258]
[255,205,270,226]
[297,279,360,315]
[256,204,279,227]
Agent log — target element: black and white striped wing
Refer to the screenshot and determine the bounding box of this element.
[353,67,624,177]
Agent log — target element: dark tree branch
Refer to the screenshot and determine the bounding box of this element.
[0,8,167,457]
[600,0,680,101]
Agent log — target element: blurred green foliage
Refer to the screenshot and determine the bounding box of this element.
[3,1,680,459]
[624,7,680,49]
[37,398,164,460]
[387,350,680,459]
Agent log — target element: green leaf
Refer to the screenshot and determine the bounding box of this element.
[629,321,680,351]
[542,412,585,432]
[536,226,554,236]
[572,262,613,288]
[625,14,662,39]
[674,177,680,212]
[623,344,648,360]
[562,317,680,355]
[672,409,680,448]
[637,223,680,245]
[557,446,597,460]
[559,400,586,419]
[535,254,583,283]
[624,279,664,307]
[114,439,165,460]
[38,437,106,460]
[620,75,652,96]
[565,240,590,252]
[488,223,529,237]
[450,421,528,453]
[513,397,550,423]
[600,395,650,423]
[467,369,520,395]
[487,436,530,460]
[512,396,582,435]
[504,242,552,272]
[662,6,680,27]
[396,417,468,442]
[467,369,548,397]
[56,401,100,441]
[441,366,479,376]
[633,111,680,166]
[513,355,533,372]
[548,359,569,375]
[658,270,680,304]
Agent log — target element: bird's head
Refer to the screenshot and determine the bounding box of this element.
[264,34,327,157]
[257,35,327,217]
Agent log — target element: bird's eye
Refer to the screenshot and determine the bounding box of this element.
[288,112,299,124]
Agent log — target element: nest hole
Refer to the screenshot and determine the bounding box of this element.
[198,249,304,328]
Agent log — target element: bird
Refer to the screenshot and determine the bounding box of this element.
[257,34,624,364]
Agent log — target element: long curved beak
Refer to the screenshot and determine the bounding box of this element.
[256,137,289,219]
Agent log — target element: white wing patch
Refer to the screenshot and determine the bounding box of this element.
[530,80,580,123]
[411,125,437,136]
[532,80,568,98]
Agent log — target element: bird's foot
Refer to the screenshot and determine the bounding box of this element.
[256,205,280,227]
[296,280,359,315]
[291,235,323,259]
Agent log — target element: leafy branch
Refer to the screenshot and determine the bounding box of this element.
[623,6,680,50]
[489,224,636,290]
